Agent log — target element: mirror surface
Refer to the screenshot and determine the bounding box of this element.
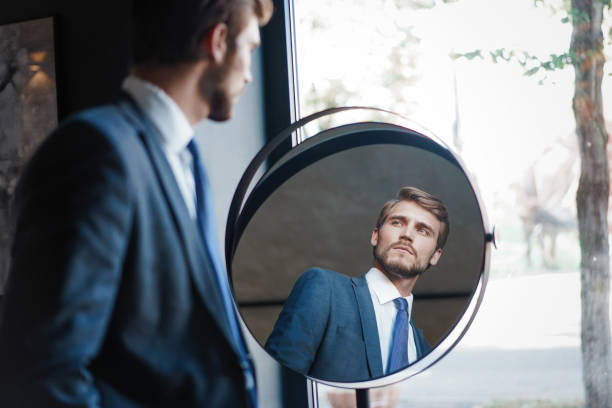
[230,125,487,385]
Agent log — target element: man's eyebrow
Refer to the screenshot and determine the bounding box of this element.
[388,215,407,222]
[415,221,434,233]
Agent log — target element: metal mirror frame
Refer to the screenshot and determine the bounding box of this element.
[226,107,495,389]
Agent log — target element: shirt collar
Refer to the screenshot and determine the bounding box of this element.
[365,267,414,312]
[122,75,194,154]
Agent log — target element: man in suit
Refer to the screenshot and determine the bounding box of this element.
[0,0,272,407]
[265,186,450,382]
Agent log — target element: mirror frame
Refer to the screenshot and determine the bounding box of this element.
[226,107,495,388]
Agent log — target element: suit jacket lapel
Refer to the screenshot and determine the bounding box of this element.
[351,276,384,378]
[116,96,239,354]
[411,319,427,359]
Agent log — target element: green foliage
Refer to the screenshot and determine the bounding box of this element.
[454,47,577,81]
[394,0,434,9]
[525,66,541,76]
[462,0,610,79]
[533,0,571,16]
[531,0,611,24]
[564,8,591,24]
[451,49,483,60]
[394,0,457,8]
[489,48,515,63]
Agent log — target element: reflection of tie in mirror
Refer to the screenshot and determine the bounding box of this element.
[226,107,494,388]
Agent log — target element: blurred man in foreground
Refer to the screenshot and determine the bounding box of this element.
[0,1,272,406]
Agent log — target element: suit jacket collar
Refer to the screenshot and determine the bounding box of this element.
[115,94,240,355]
[351,275,384,378]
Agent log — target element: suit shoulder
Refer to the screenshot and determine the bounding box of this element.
[59,103,139,146]
[28,102,145,171]
[17,103,140,200]
[300,267,351,285]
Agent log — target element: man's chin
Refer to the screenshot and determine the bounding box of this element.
[208,91,236,122]
[380,256,427,279]
[388,264,424,279]
[208,108,233,122]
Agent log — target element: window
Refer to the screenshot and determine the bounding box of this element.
[285,0,612,406]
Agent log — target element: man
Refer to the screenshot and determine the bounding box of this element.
[265,186,450,382]
[0,1,272,407]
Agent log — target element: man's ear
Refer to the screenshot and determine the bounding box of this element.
[429,248,443,266]
[199,22,228,63]
[370,229,379,247]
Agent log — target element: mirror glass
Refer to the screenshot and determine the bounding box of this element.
[229,121,489,386]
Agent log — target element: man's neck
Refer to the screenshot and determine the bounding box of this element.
[373,263,419,298]
[132,63,209,126]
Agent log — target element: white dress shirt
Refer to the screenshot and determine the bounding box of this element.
[365,267,418,373]
[122,75,197,219]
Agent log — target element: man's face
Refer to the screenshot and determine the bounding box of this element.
[206,13,261,121]
[371,200,443,280]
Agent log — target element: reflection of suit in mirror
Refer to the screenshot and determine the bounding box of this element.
[265,267,430,382]
[266,186,450,382]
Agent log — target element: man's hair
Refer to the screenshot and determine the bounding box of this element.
[375,186,450,250]
[131,0,273,65]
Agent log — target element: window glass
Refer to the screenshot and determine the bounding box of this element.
[292,0,612,406]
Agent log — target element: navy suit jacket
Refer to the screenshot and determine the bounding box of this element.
[265,268,430,382]
[0,96,250,407]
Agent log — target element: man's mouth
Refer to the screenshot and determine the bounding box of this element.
[392,244,415,256]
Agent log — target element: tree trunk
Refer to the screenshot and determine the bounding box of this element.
[570,1,612,407]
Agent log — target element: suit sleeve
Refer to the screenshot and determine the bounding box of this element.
[0,120,134,407]
[264,268,331,375]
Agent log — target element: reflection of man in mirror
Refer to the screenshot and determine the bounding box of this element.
[265,186,450,382]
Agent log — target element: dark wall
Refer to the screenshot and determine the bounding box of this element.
[1,0,132,119]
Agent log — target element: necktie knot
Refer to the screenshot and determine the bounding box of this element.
[393,297,408,312]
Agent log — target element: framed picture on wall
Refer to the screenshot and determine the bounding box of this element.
[0,16,58,294]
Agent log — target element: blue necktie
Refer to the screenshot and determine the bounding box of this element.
[387,297,409,374]
[187,139,257,407]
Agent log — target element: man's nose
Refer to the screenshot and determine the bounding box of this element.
[245,69,253,84]
[399,226,414,241]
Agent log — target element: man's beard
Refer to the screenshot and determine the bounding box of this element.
[201,54,236,122]
[373,245,428,279]
[208,86,233,121]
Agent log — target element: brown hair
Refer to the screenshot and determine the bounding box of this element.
[131,0,273,65]
[375,186,450,249]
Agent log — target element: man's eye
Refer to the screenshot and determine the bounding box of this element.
[391,220,401,226]
[418,228,430,235]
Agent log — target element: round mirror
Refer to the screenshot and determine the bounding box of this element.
[226,109,493,388]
